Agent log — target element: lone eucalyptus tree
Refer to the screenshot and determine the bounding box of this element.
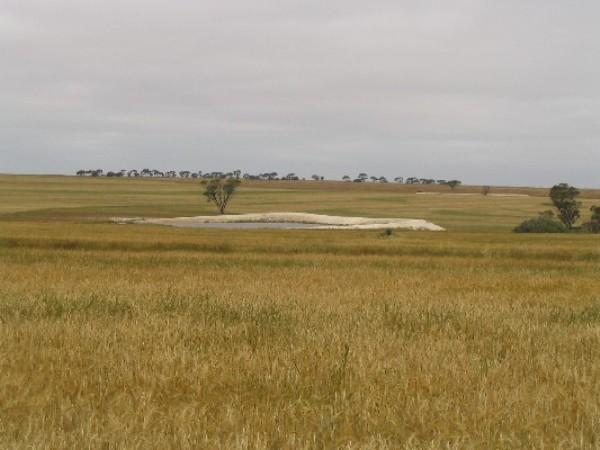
[447,180,462,191]
[202,178,241,214]
[550,183,581,230]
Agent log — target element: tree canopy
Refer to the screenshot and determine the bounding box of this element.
[550,183,581,229]
[202,178,241,214]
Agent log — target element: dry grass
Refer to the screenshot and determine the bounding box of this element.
[2,175,598,232]
[1,175,600,449]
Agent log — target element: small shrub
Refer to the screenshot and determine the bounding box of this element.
[583,223,600,233]
[382,228,395,237]
[583,206,600,233]
[514,215,567,233]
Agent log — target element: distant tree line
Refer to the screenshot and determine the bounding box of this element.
[76,169,244,179]
[76,169,281,180]
[340,173,462,188]
[75,169,461,187]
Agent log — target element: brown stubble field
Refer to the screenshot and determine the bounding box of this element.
[1,175,600,449]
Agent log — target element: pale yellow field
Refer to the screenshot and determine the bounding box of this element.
[1,175,599,449]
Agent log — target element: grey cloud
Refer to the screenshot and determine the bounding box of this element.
[1,0,599,185]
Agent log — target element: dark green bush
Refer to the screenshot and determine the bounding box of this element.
[514,215,567,233]
[583,206,600,233]
[583,222,600,233]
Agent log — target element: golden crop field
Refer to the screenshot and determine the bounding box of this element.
[1,175,599,449]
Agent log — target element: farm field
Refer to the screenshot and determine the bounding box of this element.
[1,175,600,449]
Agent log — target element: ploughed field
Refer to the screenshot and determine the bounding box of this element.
[1,175,600,449]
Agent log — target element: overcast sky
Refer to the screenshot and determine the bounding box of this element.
[1,1,599,186]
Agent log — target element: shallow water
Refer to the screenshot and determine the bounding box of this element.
[171,222,322,229]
